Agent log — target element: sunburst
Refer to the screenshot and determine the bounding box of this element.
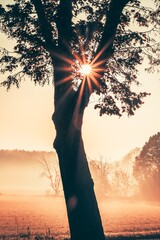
[79,64,92,76]
[54,41,107,119]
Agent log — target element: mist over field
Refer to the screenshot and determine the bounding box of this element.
[0,150,51,195]
[0,134,160,239]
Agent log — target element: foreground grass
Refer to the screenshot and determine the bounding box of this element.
[106,233,160,239]
[0,233,160,240]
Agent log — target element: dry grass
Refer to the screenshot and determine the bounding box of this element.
[0,196,160,240]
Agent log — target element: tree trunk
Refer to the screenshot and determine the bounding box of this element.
[52,60,105,240]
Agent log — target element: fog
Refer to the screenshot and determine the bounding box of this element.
[0,150,56,195]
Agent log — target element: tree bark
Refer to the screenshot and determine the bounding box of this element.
[52,58,105,240]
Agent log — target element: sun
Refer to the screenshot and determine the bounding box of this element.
[79,64,92,76]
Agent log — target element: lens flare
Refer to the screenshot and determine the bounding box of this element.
[79,64,92,76]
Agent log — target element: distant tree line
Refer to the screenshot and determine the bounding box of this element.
[89,152,139,199]
[133,132,160,201]
[88,133,160,201]
[38,132,160,200]
[1,131,159,201]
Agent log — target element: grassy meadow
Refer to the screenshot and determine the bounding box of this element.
[0,195,160,240]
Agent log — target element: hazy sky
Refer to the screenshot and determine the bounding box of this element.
[0,1,160,161]
[0,159,46,194]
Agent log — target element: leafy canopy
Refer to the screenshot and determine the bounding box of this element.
[134,132,160,182]
[133,132,160,199]
[0,0,159,116]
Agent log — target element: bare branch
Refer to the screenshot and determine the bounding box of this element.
[114,42,160,52]
[39,155,61,195]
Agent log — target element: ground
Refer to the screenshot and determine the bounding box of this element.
[0,195,160,240]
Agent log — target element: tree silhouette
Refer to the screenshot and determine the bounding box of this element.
[89,157,111,198]
[0,0,159,239]
[39,155,61,196]
[111,167,133,198]
[134,132,160,200]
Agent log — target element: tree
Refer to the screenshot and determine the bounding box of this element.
[89,156,111,198]
[0,0,159,239]
[110,165,136,198]
[39,155,61,196]
[133,132,160,200]
[120,148,141,174]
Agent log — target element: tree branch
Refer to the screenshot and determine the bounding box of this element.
[57,0,73,43]
[31,0,56,53]
[68,1,132,113]
[91,0,131,91]
[95,0,131,61]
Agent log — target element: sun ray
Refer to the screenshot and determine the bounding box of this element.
[92,67,106,73]
[76,77,86,110]
[86,75,93,94]
[55,85,75,109]
[72,52,83,64]
[80,46,87,65]
[89,74,100,89]
[91,48,105,65]
[53,52,74,65]
[91,38,113,65]
[91,70,103,79]
[72,46,88,67]
[54,67,73,72]
[71,78,86,128]
[55,76,73,86]
[91,59,107,68]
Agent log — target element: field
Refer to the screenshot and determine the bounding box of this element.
[0,195,160,240]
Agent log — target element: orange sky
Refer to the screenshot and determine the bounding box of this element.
[0,1,160,161]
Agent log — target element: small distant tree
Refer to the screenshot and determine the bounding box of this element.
[89,156,111,197]
[109,160,139,198]
[133,132,160,200]
[39,155,61,196]
[111,168,129,197]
